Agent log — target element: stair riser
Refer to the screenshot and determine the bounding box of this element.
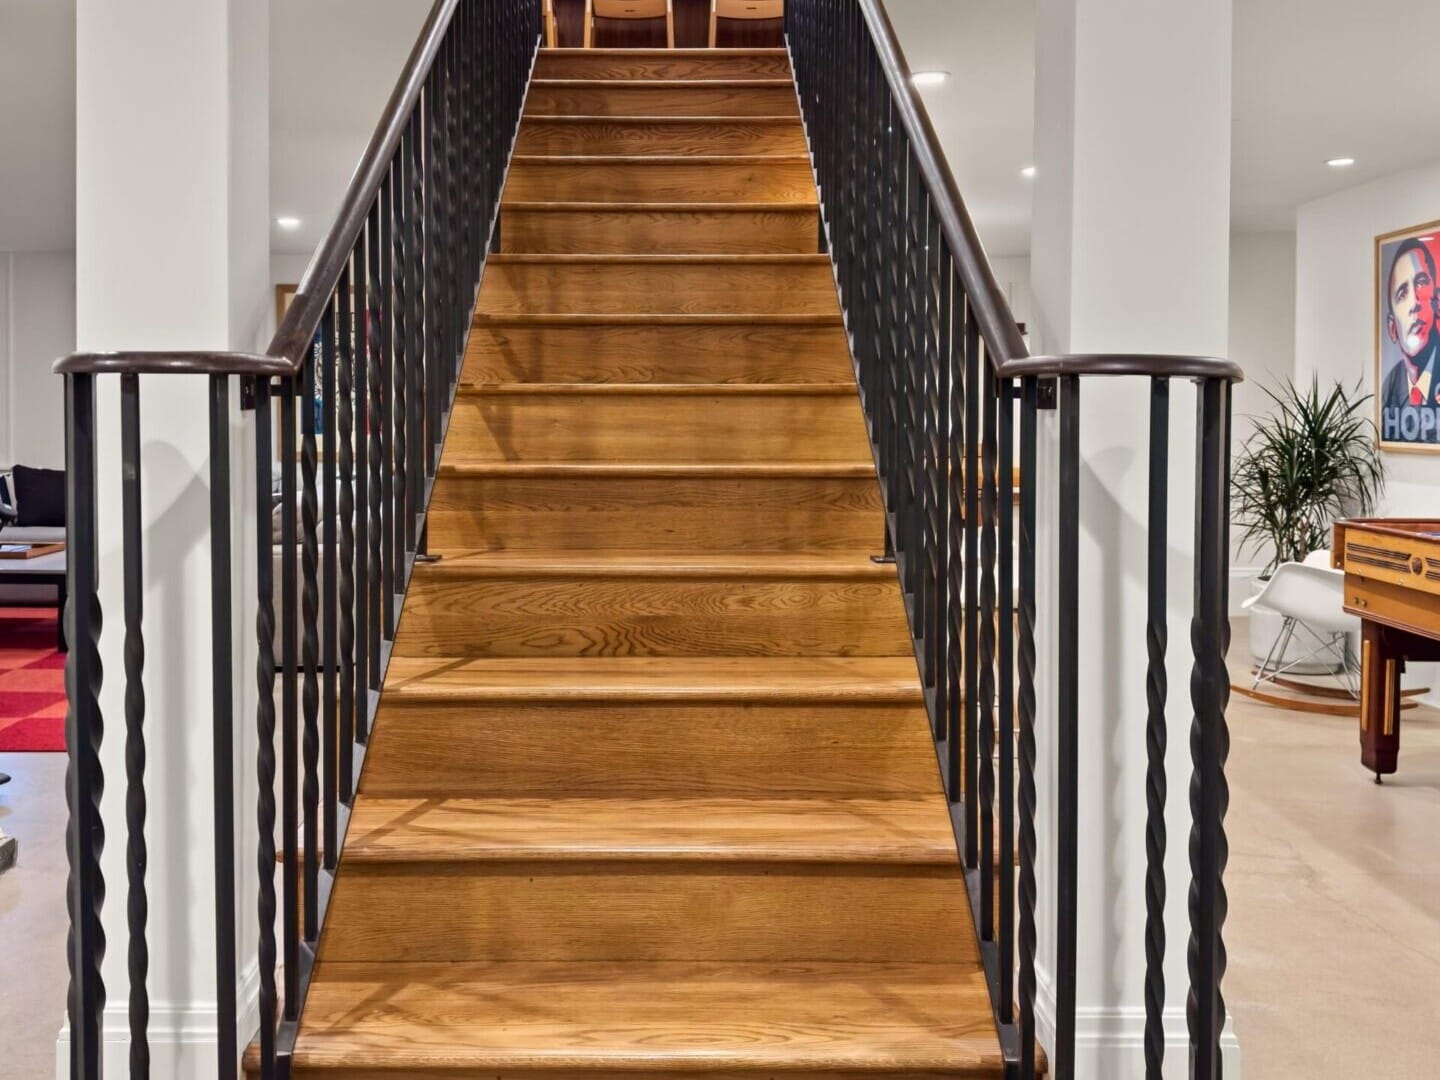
[500,206,819,254]
[477,260,838,316]
[392,575,912,657]
[514,118,808,156]
[533,52,791,81]
[504,159,816,204]
[464,322,851,383]
[525,84,799,118]
[360,701,937,797]
[321,864,975,963]
[425,473,884,552]
[445,392,869,462]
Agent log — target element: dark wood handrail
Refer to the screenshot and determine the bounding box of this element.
[56,0,465,378]
[856,0,1241,386]
[998,353,1244,382]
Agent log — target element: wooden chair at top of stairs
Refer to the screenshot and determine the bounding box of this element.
[584,0,675,49]
[710,0,785,47]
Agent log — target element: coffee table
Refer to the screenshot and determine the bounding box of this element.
[0,549,67,651]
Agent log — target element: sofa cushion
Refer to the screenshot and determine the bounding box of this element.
[11,465,65,528]
[0,525,66,544]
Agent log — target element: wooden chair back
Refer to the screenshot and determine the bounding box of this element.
[585,0,675,48]
[709,0,784,47]
[543,0,556,47]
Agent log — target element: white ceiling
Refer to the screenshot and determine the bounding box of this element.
[883,0,1440,257]
[3,0,1438,259]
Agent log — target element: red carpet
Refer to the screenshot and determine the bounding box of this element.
[0,607,66,752]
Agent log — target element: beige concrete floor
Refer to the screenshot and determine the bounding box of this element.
[2,660,1438,1078]
[0,751,68,1080]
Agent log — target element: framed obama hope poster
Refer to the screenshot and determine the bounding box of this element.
[1376,219,1440,451]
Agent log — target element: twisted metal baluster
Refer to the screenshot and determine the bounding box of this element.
[251,378,279,1075]
[300,353,321,942]
[392,143,410,590]
[64,371,106,1080]
[367,203,385,699]
[977,359,998,939]
[1144,378,1170,1080]
[338,264,356,804]
[1188,377,1233,1080]
[119,374,149,1075]
[1017,377,1039,1078]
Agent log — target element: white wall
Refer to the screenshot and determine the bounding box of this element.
[1227,230,1297,586]
[988,255,1034,331]
[1295,158,1440,703]
[0,250,74,468]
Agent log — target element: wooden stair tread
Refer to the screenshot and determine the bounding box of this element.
[487,252,830,264]
[411,551,895,579]
[531,78,796,88]
[456,381,853,395]
[472,311,842,325]
[522,113,801,121]
[343,795,956,864]
[510,153,812,164]
[544,48,791,56]
[436,460,875,477]
[293,960,1001,1075]
[382,655,923,702]
[501,199,817,211]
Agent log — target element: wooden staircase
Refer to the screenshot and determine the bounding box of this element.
[281,47,1003,1078]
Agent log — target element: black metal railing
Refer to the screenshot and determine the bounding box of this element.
[57,1,541,1075]
[787,1,1242,1078]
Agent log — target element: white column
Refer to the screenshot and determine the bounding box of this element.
[64,0,268,1074]
[1028,1,1239,1076]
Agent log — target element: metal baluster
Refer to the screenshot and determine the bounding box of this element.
[383,167,399,636]
[321,301,339,869]
[407,107,425,558]
[1056,373,1081,1079]
[338,262,356,803]
[301,350,321,943]
[978,358,997,938]
[354,230,372,745]
[997,373,1016,1024]
[64,371,105,1080]
[1145,378,1170,1080]
[946,270,964,804]
[1189,377,1233,1080]
[278,381,300,1020]
[367,202,386,701]
[392,144,410,595]
[251,377,278,1077]
[208,374,238,1080]
[1017,376,1039,1078]
[962,303,980,870]
[119,373,149,1076]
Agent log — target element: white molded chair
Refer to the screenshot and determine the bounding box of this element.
[1242,548,1362,696]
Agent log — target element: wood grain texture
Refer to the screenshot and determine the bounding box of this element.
[514,116,808,156]
[445,385,869,461]
[424,465,884,553]
[321,861,975,963]
[477,255,839,315]
[464,315,851,384]
[501,203,820,254]
[504,156,817,203]
[534,47,791,80]
[525,80,800,117]
[391,556,913,658]
[290,961,1002,1077]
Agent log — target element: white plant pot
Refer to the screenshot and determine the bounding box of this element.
[1246,578,1347,676]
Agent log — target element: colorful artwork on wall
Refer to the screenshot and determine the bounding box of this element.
[1375,220,1440,451]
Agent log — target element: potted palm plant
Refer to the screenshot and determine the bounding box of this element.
[1233,377,1384,667]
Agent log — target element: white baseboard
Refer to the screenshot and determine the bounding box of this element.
[55,959,261,1078]
[1036,970,1242,1079]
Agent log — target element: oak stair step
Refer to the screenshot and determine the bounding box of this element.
[424,461,883,553]
[500,201,820,254]
[513,115,809,156]
[319,795,975,964]
[285,960,1003,1077]
[534,46,792,81]
[504,155,816,203]
[391,551,912,658]
[525,79,800,118]
[464,313,851,384]
[477,254,838,316]
[361,656,935,798]
[445,383,868,462]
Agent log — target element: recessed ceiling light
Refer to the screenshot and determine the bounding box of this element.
[1325,157,1356,168]
[1020,165,1037,179]
[912,70,948,87]
[275,216,302,230]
